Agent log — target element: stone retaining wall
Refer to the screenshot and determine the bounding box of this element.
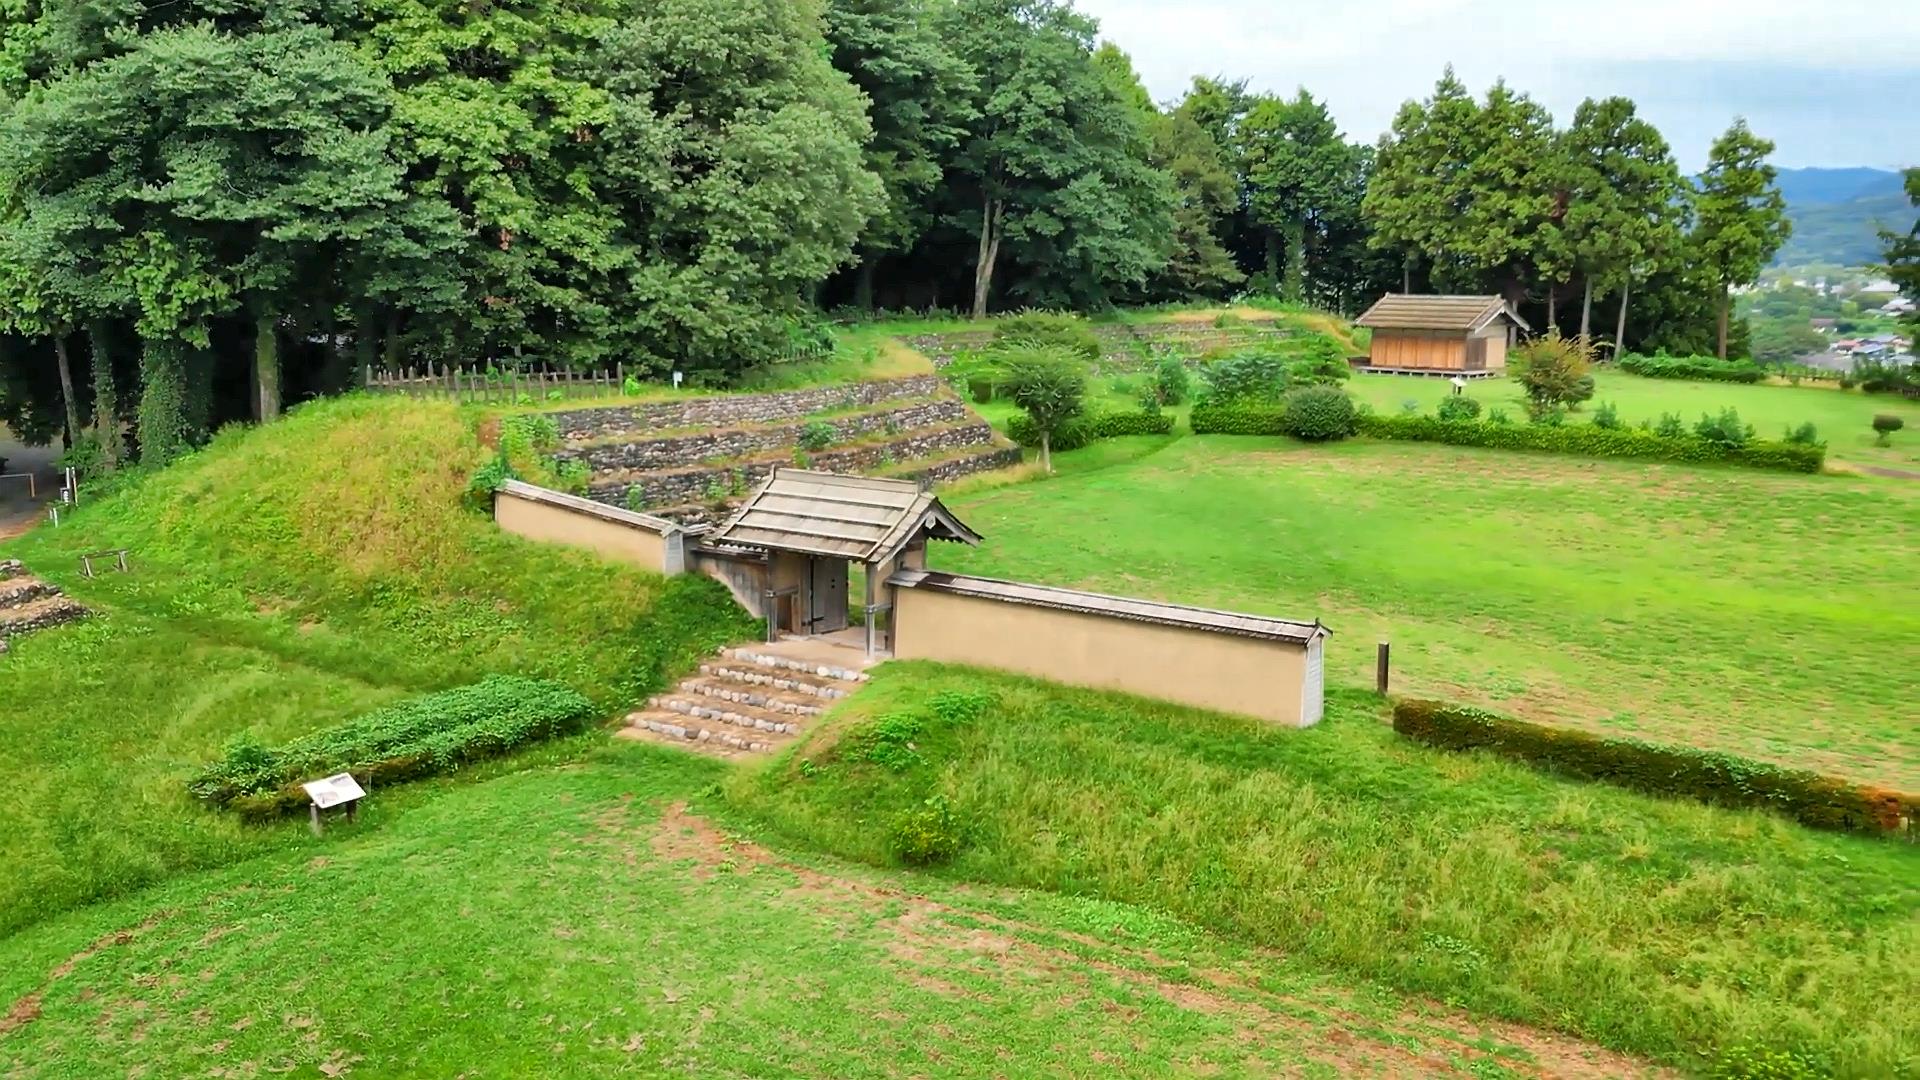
[590,423,1003,510]
[556,398,970,473]
[907,322,1295,369]
[550,375,941,442]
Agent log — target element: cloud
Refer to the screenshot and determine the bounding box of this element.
[1077,0,1920,169]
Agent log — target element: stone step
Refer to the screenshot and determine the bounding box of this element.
[0,577,60,611]
[675,677,828,717]
[644,695,805,736]
[614,719,770,759]
[0,559,24,581]
[719,648,869,685]
[621,709,787,755]
[700,659,855,698]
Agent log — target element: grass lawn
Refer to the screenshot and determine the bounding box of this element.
[0,742,1670,1079]
[0,397,751,937]
[734,667,1920,1076]
[931,436,1920,789]
[1345,370,1920,472]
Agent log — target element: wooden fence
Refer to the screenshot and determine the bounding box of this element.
[363,363,627,404]
[362,343,834,405]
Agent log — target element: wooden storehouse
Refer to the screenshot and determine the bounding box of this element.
[1353,294,1529,377]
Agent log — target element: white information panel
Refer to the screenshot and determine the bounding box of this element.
[301,772,367,810]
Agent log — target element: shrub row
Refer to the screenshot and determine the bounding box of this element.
[189,676,598,820]
[1005,409,1173,450]
[1356,413,1824,473]
[1618,352,1767,383]
[1393,700,1917,838]
[1189,403,1288,435]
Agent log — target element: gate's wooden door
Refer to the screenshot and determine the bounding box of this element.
[1465,336,1488,370]
[807,557,850,634]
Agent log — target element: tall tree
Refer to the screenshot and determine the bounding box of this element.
[1238,89,1357,302]
[1692,119,1791,358]
[1365,72,1563,313]
[1881,168,1920,345]
[825,0,976,311]
[1094,44,1240,302]
[943,0,1172,317]
[1560,97,1686,353]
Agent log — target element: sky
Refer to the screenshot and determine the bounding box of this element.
[1077,0,1920,172]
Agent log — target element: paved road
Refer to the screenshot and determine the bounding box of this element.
[0,428,57,541]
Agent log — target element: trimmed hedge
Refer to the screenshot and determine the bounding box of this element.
[1189,403,1288,435]
[1005,409,1173,450]
[1356,413,1824,473]
[189,676,598,820]
[1619,352,1767,383]
[1394,699,1917,838]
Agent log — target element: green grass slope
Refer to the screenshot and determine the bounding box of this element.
[732,665,1920,1076]
[0,742,1673,1078]
[934,436,1920,789]
[0,396,752,936]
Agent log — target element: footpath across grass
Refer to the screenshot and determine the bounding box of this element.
[0,742,1671,1078]
[733,665,1920,1076]
[0,396,752,937]
[934,436,1920,789]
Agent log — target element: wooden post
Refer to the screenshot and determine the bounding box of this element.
[1376,641,1391,696]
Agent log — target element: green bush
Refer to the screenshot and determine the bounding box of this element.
[1872,413,1904,446]
[1693,407,1754,448]
[797,419,836,452]
[1190,403,1288,435]
[1279,386,1356,442]
[1201,350,1289,404]
[188,676,598,818]
[1392,699,1917,838]
[1619,352,1768,383]
[1852,358,1920,396]
[1356,413,1825,473]
[1151,352,1192,406]
[1510,332,1595,410]
[1005,410,1173,450]
[845,711,928,772]
[1654,411,1685,438]
[1434,395,1482,422]
[1283,334,1351,386]
[1590,401,1621,430]
[889,794,966,865]
[992,312,1101,362]
[1783,422,1821,446]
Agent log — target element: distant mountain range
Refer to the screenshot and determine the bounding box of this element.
[1769,166,1912,268]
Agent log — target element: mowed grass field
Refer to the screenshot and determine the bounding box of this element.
[0,744,1673,1079]
[1345,369,1920,472]
[933,436,1920,788]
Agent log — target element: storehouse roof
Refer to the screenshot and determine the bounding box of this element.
[1354,294,1531,333]
[708,469,981,563]
[888,569,1330,645]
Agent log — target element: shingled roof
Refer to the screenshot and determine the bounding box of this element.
[707,469,981,563]
[888,569,1329,645]
[1354,294,1530,333]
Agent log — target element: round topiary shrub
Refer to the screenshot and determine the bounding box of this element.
[1872,413,1904,446]
[1279,385,1357,442]
[1435,395,1483,422]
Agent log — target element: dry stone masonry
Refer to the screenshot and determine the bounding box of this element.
[0,561,88,656]
[907,319,1296,370]
[549,375,942,442]
[544,373,1021,515]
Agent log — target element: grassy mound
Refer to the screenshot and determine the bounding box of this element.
[0,396,754,935]
[731,663,1920,1075]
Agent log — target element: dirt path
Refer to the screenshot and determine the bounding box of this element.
[0,429,57,542]
[648,803,1676,1079]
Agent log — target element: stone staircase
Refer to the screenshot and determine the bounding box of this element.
[0,559,88,656]
[617,639,873,758]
